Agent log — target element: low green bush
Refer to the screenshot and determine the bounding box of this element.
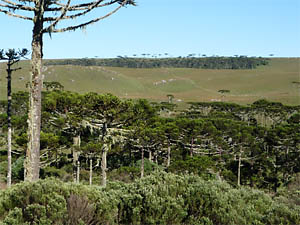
[0,172,299,224]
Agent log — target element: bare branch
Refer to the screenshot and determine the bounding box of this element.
[0,7,33,20]
[43,0,71,33]
[44,1,114,22]
[51,1,125,33]
[46,0,115,12]
[0,0,34,11]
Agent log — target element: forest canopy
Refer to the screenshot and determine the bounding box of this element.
[45,56,269,69]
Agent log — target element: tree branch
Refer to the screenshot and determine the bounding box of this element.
[42,0,71,33]
[44,1,116,22]
[0,7,33,20]
[51,0,127,33]
[0,0,34,11]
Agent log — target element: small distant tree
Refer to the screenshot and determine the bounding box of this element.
[43,81,64,91]
[218,89,230,102]
[166,94,174,104]
[0,48,29,187]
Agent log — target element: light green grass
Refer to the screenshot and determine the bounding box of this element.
[0,58,299,105]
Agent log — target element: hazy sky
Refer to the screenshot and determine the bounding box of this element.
[0,0,299,59]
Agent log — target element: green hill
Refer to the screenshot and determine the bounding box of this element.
[0,58,299,105]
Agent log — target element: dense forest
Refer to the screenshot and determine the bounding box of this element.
[0,89,299,224]
[45,56,269,69]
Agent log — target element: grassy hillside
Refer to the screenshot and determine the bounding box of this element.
[0,58,299,105]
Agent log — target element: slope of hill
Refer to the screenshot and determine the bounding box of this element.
[0,58,299,105]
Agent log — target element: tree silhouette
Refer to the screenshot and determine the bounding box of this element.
[166,94,174,104]
[0,0,136,182]
[218,89,230,102]
[0,48,28,187]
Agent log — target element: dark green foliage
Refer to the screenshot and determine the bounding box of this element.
[109,166,140,183]
[11,156,24,181]
[41,166,68,179]
[1,91,299,192]
[183,100,300,127]
[44,56,269,70]
[288,113,300,124]
[134,158,161,174]
[168,156,214,177]
[0,92,29,116]
[0,161,8,180]
[0,172,299,224]
[0,90,299,221]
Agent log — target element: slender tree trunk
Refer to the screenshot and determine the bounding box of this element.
[141,147,144,178]
[149,150,152,162]
[55,149,58,168]
[7,63,12,187]
[216,171,221,181]
[76,160,80,183]
[72,150,77,183]
[250,149,254,187]
[190,137,194,157]
[167,142,171,167]
[72,135,80,182]
[101,144,108,187]
[237,152,242,187]
[89,158,93,186]
[274,154,279,193]
[25,4,44,182]
[283,147,289,184]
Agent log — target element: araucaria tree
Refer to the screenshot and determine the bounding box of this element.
[0,48,28,187]
[0,0,136,182]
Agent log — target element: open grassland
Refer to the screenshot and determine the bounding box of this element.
[0,58,299,105]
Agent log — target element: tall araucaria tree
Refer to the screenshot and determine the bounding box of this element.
[0,48,28,187]
[0,0,136,182]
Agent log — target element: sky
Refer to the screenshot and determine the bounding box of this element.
[0,0,299,59]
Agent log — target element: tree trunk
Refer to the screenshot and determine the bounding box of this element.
[101,144,108,187]
[89,158,93,186]
[190,137,194,157]
[76,160,80,183]
[72,150,77,183]
[237,152,242,187]
[167,142,171,167]
[7,63,12,187]
[24,4,44,182]
[283,147,289,184]
[72,136,80,182]
[141,147,144,178]
[149,150,152,162]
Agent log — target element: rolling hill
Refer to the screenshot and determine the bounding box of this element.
[0,58,299,105]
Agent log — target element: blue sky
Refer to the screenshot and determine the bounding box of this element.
[0,0,299,59]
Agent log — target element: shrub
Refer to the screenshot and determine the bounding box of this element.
[0,172,299,224]
[11,156,24,181]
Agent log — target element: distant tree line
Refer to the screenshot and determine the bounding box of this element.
[45,56,269,69]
